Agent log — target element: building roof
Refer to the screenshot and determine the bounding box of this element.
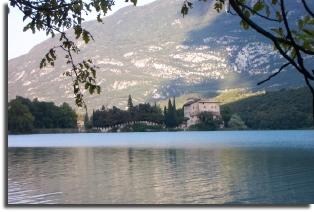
[198,100,221,103]
[183,98,220,107]
[182,98,200,107]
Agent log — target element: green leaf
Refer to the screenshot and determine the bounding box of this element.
[89,85,95,94]
[253,1,265,13]
[97,14,102,22]
[265,5,270,17]
[40,58,46,69]
[91,68,96,78]
[181,4,189,17]
[276,11,282,21]
[302,29,314,36]
[23,23,31,32]
[85,82,90,89]
[74,25,82,39]
[82,30,90,43]
[96,86,101,94]
[240,20,249,30]
[290,48,297,59]
[271,27,284,37]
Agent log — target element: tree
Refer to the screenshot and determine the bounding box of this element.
[8,97,79,133]
[10,0,137,108]
[58,102,77,128]
[165,98,175,128]
[8,99,34,133]
[189,111,222,131]
[182,0,314,120]
[84,112,92,129]
[176,108,185,126]
[221,106,232,128]
[127,94,133,111]
[172,97,178,126]
[163,106,168,124]
[228,114,247,130]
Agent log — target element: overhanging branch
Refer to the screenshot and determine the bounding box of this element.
[301,0,314,18]
[229,0,314,56]
[257,62,291,85]
[229,0,314,80]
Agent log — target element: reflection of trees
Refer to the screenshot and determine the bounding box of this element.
[9,147,311,204]
[216,148,314,203]
[8,148,77,203]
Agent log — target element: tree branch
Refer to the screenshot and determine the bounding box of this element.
[229,0,314,56]
[301,0,314,18]
[280,0,314,79]
[257,62,291,85]
[237,2,280,22]
[229,0,314,80]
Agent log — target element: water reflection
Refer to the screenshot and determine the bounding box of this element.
[8,147,314,204]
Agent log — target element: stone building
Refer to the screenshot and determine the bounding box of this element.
[183,98,221,127]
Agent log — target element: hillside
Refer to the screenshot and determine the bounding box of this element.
[8,0,312,112]
[222,87,314,130]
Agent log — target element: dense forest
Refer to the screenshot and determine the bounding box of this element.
[87,95,184,130]
[222,87,314,130]
[8,96,77,134]
[8,87,314,134]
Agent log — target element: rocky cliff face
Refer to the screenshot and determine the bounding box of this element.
[8,0,310,110]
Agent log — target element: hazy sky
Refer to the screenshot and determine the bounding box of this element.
[8,0,156,60]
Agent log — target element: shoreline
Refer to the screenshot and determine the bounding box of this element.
[8,128,314,136]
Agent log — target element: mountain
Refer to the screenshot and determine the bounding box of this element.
[8,0,312,112]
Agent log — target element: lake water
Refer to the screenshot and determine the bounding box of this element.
[8,131,314,204]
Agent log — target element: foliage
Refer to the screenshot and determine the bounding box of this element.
[8,99,34,133]
[223,87,314,129]
[10,0,137,108]
[221,106,232,128]
[8,96,77,134]
[127,94,134,111]
[164,97,183,128]
[92,97,164,128]
[58,103,78,128]
[84,112,92,129]
[189,111,222,131]
[228,114,247,130]
[181,0,314,119]
[91,96,186,129]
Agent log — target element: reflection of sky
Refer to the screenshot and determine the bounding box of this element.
[8,131,314,149]
[8,147,314,204]
[8,0,156,59]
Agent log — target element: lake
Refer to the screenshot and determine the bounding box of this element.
[7,131,314,204]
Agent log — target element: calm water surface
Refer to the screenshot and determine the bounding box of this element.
[8,131,314,204]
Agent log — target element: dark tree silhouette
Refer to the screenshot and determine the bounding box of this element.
[127,94,134,111]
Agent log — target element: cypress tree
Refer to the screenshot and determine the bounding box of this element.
[92,109,95,127]
[84,112,91,129]
[168,99,172,113]
[127,94,133,111]
[173,97,178,127]
[164,106,168,126]
[166,99,175,128]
